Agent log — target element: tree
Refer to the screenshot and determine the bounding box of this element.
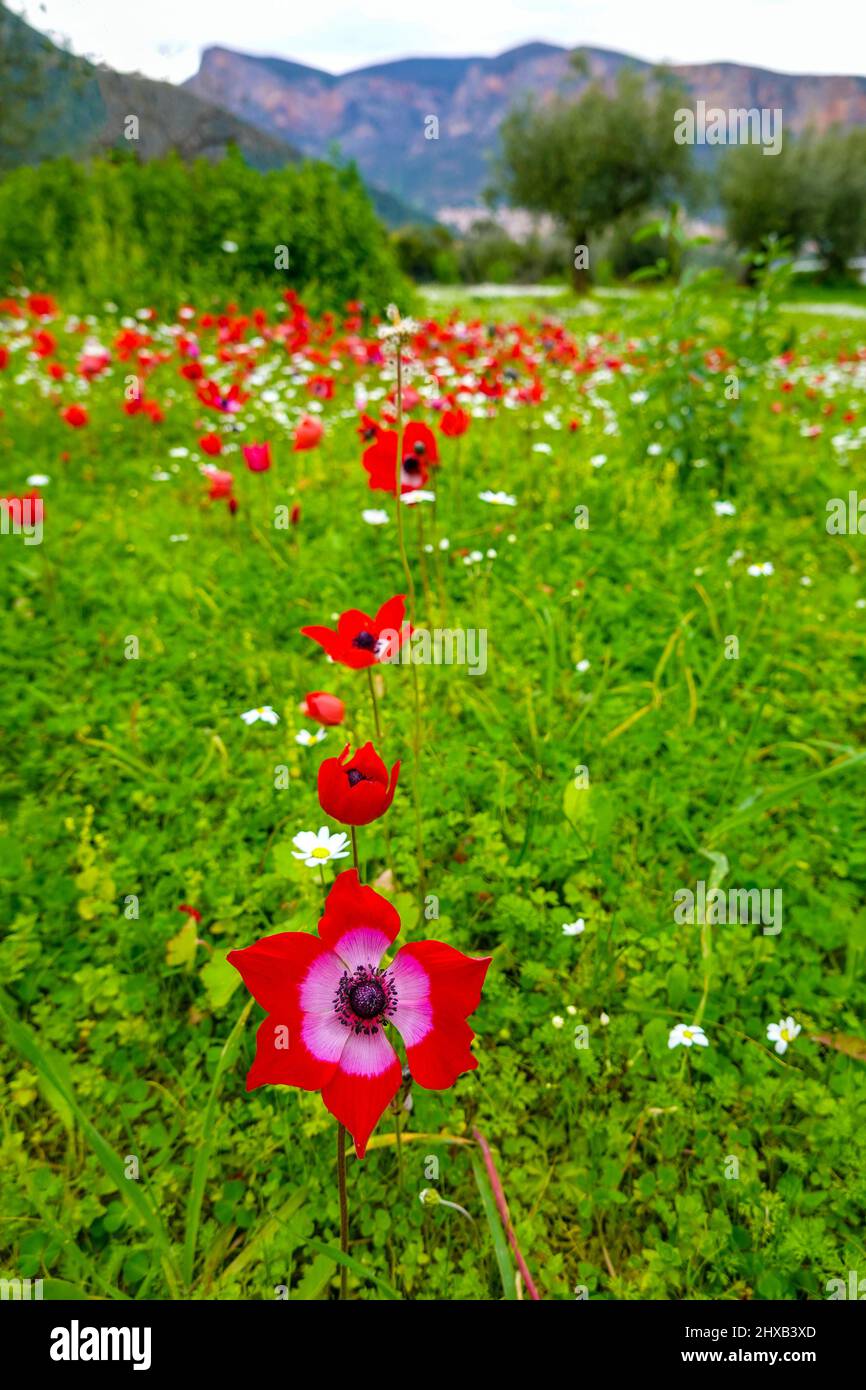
[496,67,694,291]
[800,127,866,280]
[719,141,810,276]
[720,127,866,281]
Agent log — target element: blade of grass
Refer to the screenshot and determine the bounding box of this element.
[181,997,253,1291]
[0,990,180,1295]
[470,1156,517,1300]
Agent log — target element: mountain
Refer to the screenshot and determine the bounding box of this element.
[185,41,866,216]
[0,3,300,170]
[0,4,426,225]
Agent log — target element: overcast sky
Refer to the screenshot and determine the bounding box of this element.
[16,0,865,82]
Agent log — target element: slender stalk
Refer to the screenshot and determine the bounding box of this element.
[318,864,327,908]
[394,345,426,898]
[416,506,434,618]
[366,665,382,741]
[350,825,359,871]
[337,1122,349,1300]
[394,1108,404,1187]
[394,349,417,625]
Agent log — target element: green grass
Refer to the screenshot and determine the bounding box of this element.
[1,283,865,1301]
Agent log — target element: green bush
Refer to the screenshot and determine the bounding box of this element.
[0,149,411,313]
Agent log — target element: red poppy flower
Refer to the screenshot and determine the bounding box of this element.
[362,422,438,494]
[203,466,234,500]
[196,379,248,413]
[27,293,57,319]
[33,330,56,358]
[307,374,334,400]
[301,593,408,669]
[293,415,323,451]
[243,441,272,472]
[61,405,89,428]
[303,691,345,725]
[318,742,399,826]
[440,406,470,437]
[227,870,491,1157]
[199,433,222,456]
[356,413,382,443]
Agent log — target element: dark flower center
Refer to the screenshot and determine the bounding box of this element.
[352,630,378,651]
[402,456,421,474]
[349,980,386,1019]
[334,965,398,1034]
[413,441,426,455]
[346,768,366,787]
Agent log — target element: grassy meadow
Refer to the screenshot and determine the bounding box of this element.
[1,275,865,1301]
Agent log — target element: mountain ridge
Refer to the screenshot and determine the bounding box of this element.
[185,40,866,214]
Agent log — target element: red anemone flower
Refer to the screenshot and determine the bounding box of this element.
[243,441,272,472]
[318,742,399,826]
[293,415,323,451]
[61,404,89,428]
[362,421,438,494]
[301,593,408,669]
[199,433,222,456]
[227,870,491,1157]
[440,406,470,437]
[303,691,345,725]
[204,466,234,501]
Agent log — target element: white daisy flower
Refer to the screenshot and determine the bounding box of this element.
[747,562,774,577]
[575,659,591,673]
[562,918,585,936]
[766,1015,801,1055]
[241,705,280,726]
[295,727,327,746]
[590,454,607,468]
[552,1015,565,1029]
[532,442,553,455]
[291,825,351,868]
[479,490,517,506]
[668,1023,709,1049]
[222,240,239,253]
[401,489,435,505]
[377,305,419,342]
[713,500,736,516]
[362,508,390,525]
[647,443,663,456]
[800,576,813,586]
[26,473,50,486]
[169,534,189,543]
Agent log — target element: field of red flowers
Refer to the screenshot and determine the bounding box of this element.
[1,276,866,1301]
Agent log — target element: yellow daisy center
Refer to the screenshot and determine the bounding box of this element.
[683,1029,693,1040]
[781,1028,790,1041]
[310,847,330,860]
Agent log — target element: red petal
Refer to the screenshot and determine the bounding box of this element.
[393,940,491,1090]
[374,593,406,634]
[318,869,400,952]
[227,931,334,1016]
[320,1030,401,1158]
[246,1013,340,1092]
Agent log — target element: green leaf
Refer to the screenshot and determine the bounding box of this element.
[471,1157,517,1300]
